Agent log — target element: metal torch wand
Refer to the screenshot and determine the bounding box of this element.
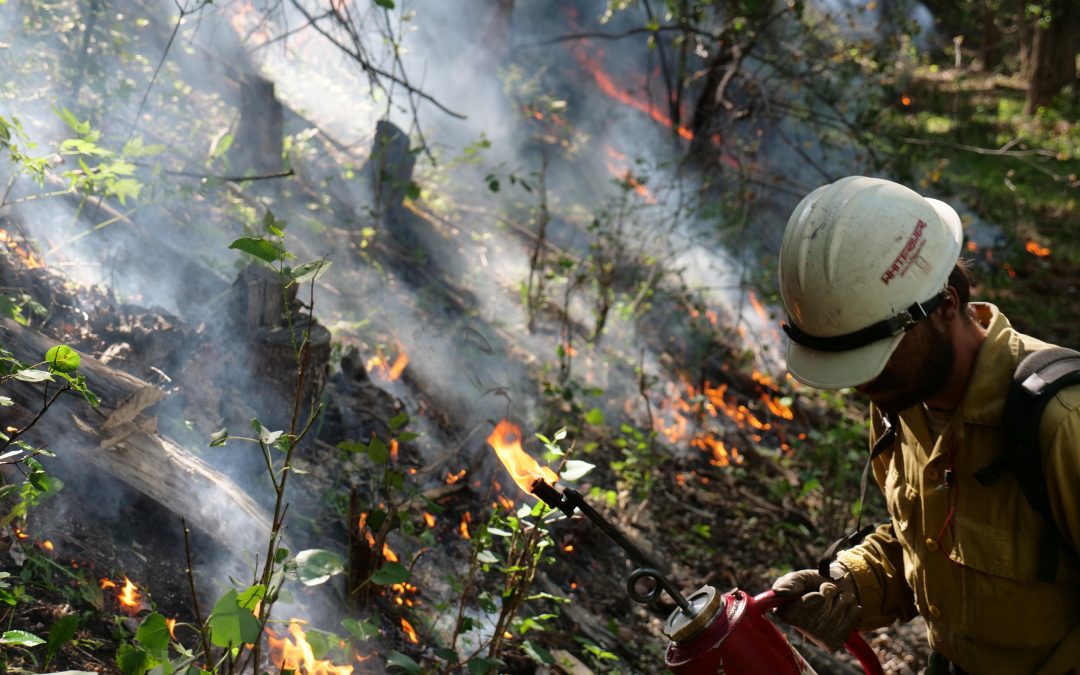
[529,477,693,614]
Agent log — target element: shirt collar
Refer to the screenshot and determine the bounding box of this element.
[961,303,1027,425]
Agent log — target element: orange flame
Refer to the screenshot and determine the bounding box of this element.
[118,577,143,614]
[423,512,436,528]
[691,435,733,467]
[901,93,912,106]
[459,512,471,540]
[0,229,44,269]
[267,622,354,675]
[445,469,467,485]
[572,46,693,140]
[365,342,409,382]
[400,618,419,644]
[746,290,769,323]
[41,540,54,552]
[165,618,177,639]
[1026,240,1050,257]
[382,543,399,563]
[486,420,559,495]
[390,438,399,462]
[604,162,657,203]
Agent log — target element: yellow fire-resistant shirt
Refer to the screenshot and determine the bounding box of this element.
[836,303,1080,674]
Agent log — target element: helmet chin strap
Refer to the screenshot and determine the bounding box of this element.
[782,289,949,353]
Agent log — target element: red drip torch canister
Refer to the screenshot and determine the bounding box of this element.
[664,585,816,674]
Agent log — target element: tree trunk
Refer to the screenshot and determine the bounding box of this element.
[1024,0,1080,113]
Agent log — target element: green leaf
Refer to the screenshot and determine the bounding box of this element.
[388,412,409,430]
[342,617,379,642]
[367,436,389,464]
[584,408,605,426]
[136,613,170,654]
[468,657,504,674]
[229,237,283,264]
[305,629,331,659]
[209,428,228,447]
[373,0,396,8]
[560,460,595,482]
[251,419,283,446]
[370,562,410,585]
[291,259,332,284]
[337,440,366,454]
[46,614,79,662]
[236,584,265,610]
[294,549,345,586]
[208,589,261,647]
[0,629,44,646]
[56,107,90,136]
[117,642,158,675]
[386,651,420,674]
[522,640,555,664]
[45,345,80,373]
[13,368,53,382]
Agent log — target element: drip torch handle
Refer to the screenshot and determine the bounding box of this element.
[531,480,694,613]
[753,591,885,675]
[561,488,693,612]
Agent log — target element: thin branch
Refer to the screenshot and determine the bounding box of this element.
[138,164,296,182]
[0,384,71,453]
[899,136,1059,158]
[527,24,721,47]
[287,0,465,119]
[181,518,213,668]
[127,1,192,142]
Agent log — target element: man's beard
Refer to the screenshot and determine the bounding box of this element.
[858,322,955,414]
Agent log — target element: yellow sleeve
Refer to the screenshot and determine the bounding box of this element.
[837,523,918,630]
[835,406,918,630]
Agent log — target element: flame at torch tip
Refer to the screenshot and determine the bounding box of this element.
[486,420,559,495]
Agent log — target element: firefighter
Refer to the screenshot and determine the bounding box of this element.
[769,176,1080,674]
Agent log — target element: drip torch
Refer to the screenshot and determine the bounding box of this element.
[528,477,884,675]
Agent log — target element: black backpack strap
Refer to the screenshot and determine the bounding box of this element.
[975,346,1080,583]
[818,412,899,577]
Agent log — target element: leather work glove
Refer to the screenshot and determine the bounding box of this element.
[771,562,861,652]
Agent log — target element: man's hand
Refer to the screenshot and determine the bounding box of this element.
[772,563,861,652]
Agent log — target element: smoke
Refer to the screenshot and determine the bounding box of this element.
[0,0,895,656]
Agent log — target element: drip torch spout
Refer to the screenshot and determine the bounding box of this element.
[530,478,693,614]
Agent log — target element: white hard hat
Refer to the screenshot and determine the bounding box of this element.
[778,176,963,389]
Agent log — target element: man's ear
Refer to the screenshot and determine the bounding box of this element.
[937,286,961,321]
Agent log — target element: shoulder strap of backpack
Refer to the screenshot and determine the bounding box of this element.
[975,346,1080,583]
[817,411,899,577]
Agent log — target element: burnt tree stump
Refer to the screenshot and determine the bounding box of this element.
[226,264,331,432]
[229,74,284,175]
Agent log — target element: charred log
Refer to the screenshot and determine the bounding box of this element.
[1,317,273,554]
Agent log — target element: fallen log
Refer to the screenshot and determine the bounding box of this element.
[1,317,272,555]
